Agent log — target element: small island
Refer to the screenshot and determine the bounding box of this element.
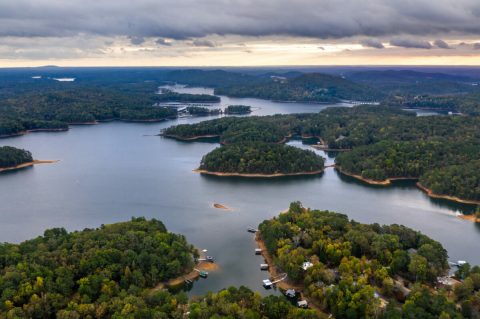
[186,106,221,116]
[0,146,34,171]
[197,143,325,177]
[0,146,59,173]
[224,104,252,114]
[257,202,479,318]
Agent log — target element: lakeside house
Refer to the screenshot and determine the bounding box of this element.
[437,276,462,289]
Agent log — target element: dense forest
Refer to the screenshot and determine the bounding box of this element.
[419,161,480,201]
[0,146,33,168]
[188,286,322,319]
[199,143,325,175]
[163,115,291,144]
[224,105,252,114]
[0,218,197,317]
[0,87,179,136]
[164,105,479,201]
[0,218,322,319]
[258,202,468,318]
[215,73,383,102]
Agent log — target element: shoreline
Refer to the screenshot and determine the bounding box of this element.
[193,169,324,178]
[335,167,418,186]
[309,137,351,152]
[0,160,59,173]
[161,134,220,141]
[255,234,304,291]
[152,261,219,291]
[0,128,68,139]
[457,214,480,223]
[0,116,182,140]
[416,183,480,206]
[336,167,480,206]
[255,233,325,314]
[311,145,352,152]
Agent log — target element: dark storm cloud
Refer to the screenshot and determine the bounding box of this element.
[390,38,432,49]
[156,38,171,46]
[1,0,480,40]
[360,39,384,49]
[192,39,216,47]
[129,36,145,45]
[434,39,451,49]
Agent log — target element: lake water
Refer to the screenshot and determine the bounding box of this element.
[0,87,478,296]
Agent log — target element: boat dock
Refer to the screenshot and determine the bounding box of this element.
[263,273,288,288]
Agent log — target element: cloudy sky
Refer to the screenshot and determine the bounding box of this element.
[1,0,480,66]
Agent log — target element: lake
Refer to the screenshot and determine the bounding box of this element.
[0,87,478,296]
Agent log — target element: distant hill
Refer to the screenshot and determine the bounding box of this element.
[215,72,383,102]
[348,70,479,95]
[349,70,474,83]
[164,69,263,88]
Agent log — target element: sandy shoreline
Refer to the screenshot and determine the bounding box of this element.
[0,128,68,139]
[162,134,220,141]
[152,261,219,291]
[335,167,417,186]
[0,116,182,139]
[416,183,480,205]
[255,233,325,314]
[336,167,480,206]
[0,160,59,173]
[457,214,480,223]
[194,169,324,178]
[255,234,303,291]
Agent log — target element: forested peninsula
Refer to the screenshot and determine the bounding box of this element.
[0,218,321,319]
[0,83,224,138]
[258,202,480,318]
[163,105,480,203]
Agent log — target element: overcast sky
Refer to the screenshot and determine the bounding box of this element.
[1,0,480,66]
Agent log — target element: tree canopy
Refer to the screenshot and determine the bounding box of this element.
[199,142,324,175]
[259,202,452,318]
[0,217,197,317]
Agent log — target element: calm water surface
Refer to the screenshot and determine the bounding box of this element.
[0,88,478,296]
